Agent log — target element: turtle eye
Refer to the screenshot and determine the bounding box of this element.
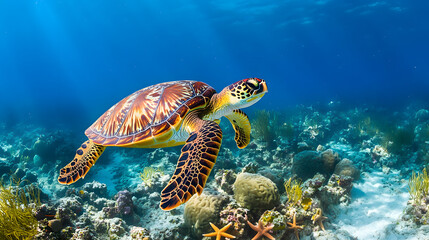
[246,79,259,90]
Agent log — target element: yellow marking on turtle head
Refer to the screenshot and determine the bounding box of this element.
[246,93,265,102]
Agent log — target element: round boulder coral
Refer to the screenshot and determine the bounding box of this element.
[233,173,280,211]
[184,192,229,237]
[415,109,429,123]
[321,149,340,173]
[293,150,340,180]
[334,158,360,180]
[292,150,322,180]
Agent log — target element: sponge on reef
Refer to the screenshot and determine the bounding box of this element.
[233,172,280,211]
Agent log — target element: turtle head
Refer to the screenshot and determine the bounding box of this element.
[225,78,268,108]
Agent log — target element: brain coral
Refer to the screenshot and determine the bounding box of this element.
[233,173,280,211]
[184,192,229,237]
[334,158,360,180]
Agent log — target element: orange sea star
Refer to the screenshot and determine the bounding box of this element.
[287,212,303,240]
[311,208,328,231]
[203,222,236,240]
[247,219,275,240]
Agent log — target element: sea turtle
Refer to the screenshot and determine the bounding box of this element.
[58,78,268,210]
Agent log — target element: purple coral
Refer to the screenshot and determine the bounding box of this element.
[115,190,133,216]
[219,205,250,237]
[102,190,134,218]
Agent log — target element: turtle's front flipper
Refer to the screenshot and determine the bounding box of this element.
[225,109,251,149]
[160,120,222,210]
[58,140,105,185]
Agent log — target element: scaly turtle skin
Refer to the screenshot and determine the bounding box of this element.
[58,78,268,210]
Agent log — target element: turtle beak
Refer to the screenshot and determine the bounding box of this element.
[262,81,268,93]
[256,81,268,94]
[246,81,268,103]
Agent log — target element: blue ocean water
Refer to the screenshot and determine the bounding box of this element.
[1,0,428,129]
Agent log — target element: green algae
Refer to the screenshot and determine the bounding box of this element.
[0,178,40,240]
[409,167,429,203]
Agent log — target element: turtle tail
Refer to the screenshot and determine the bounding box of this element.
[58,140,105,185]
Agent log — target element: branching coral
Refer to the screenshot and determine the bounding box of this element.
[0,178,40,240]
[139,167,164,186]
[284,178,303,206]
[409,168,429,203]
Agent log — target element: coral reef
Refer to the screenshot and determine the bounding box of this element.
[233,172,280,212]
[219,203,250,238]
[184,192,229,237]
[214,169,236,195]
[292,150,322,179]
[139,167,164,188]
[415,109,429,123]
[130,227,150,240]
[260,210,287,233]
[292,149,340,180]
[320,174,353,206]
[103,190,134,218]
[334,158,360,180]
[2,102,429,239]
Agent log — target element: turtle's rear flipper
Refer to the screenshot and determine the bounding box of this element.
[160,120,222,210]
[58,140,105,185]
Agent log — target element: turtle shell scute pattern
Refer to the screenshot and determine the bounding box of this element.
[85,80,215,146]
